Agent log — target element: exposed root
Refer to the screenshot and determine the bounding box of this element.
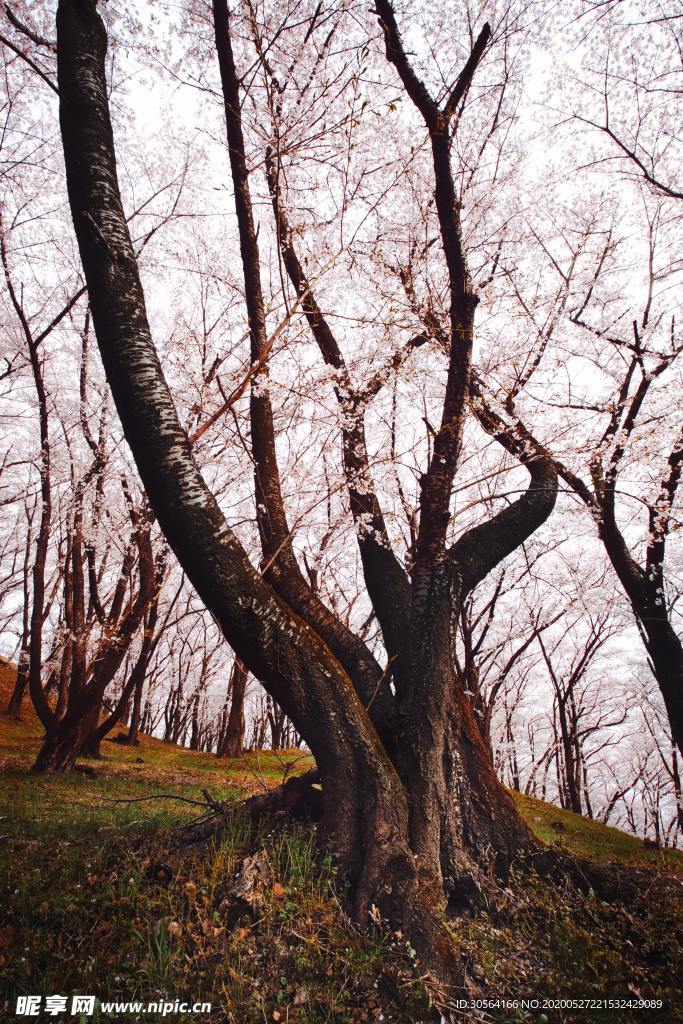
[524,844,683,905]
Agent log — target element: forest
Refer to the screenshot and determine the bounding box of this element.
[0,0,681,1020]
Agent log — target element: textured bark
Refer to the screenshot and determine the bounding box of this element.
[55,0,560,993]
[32,519,155,772]
[32,723,89,773]
[217,660,248,758]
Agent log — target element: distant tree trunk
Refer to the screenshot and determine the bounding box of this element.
[189,694,200,750]
[6,649,29,719]
[249,696,269,751]
[126,663,146,746]
[83,589,161,754]
[217,660,247,758]
[140,699,152,737]
[5,506,35,718]
[267,695,286,751]
[32,517,155,772]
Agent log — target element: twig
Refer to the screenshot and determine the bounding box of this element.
[201,787,230,822]
[98,793,211,808]
[0,31,58,93]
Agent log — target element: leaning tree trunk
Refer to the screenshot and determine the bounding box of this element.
[55,0,560,993]
[639,609,683,754]
[54,1,460,984]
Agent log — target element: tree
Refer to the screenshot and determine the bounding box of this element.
[216,658,248,758]
[477,0,683,754]
[486,192,683,754]
[55,0,559,988]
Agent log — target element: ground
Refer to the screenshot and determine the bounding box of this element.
[0,659,681,1023]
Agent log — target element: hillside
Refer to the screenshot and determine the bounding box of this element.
[1,666,682,1022]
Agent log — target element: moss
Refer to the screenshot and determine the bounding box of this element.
[512,790,683,875]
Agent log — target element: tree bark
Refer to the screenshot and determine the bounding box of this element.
[55,0,559,992]
[217,659,248,758]
[32,517,155,772]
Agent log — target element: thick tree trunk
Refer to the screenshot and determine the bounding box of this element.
[32,713,90,773]
[395,579,531,908]
[55,0,558,994]
[79,699,104,758]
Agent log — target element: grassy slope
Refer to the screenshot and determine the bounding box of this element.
[1,660,682,1022]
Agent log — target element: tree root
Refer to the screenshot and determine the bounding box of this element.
[523,844,683,905]
[159,777,682,1020]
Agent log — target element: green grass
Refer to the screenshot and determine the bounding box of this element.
[512,790,683,874]
[1,670,682,1022]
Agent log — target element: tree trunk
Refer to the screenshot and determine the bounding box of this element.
[32,712,90,773]
[189,695,200,750]
[641,613,683,754]
[55,0,559,992]
[6,649,29,718]
[394,581,530,907]
[126,666,145,745]
[217,660,247,758]
[79,699,104,758]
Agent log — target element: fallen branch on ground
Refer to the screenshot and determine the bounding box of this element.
[173,769,322,849]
